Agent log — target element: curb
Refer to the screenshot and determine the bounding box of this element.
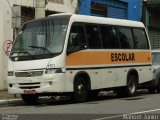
[0,99,22,105]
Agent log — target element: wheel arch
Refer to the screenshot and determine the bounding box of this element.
[127,68,139,84]
[73,71,91,90]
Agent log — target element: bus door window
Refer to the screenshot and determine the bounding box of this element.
[86,25,101,49]
[67,23,86,53]
[118,27,134,49]
[100,26,120,49]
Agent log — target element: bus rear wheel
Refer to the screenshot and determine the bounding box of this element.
[125,75,137,97]
[116,75,137,97]
[72,77,88,103]
[21,94,38,104]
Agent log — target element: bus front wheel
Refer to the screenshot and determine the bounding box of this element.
[72,77,88,103]
[21,94,38,104]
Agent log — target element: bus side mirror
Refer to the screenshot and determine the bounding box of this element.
[67,44,87,55]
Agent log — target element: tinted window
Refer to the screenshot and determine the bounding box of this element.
[86,25,101,49]
[118,27,134,49]
[133,28,149,49]
[67,23,86,52]
[100,26,120,49]
[152,52,160,65]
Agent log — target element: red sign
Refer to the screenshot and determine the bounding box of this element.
[3,40,13,56]
[24,90,36,94]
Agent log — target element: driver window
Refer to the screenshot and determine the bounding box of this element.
[67,23,86,52]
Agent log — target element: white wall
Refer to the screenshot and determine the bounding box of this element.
[0,0,4,90]
[0,0,13,90]
[11,0,77,13]
[46,0,77,13]
[0,0,77,90]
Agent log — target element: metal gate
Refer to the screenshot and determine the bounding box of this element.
[148,28,160,49]
[91,0,128,19]
[107,6,127,19]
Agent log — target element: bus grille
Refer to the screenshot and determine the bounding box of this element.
[15,71,43,77]
[19,82,40,89]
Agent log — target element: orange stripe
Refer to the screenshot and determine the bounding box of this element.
[66,50,151,66]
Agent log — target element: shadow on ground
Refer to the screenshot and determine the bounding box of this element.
[1,89,157,107]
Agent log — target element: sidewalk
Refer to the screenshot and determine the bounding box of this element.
[0,91,21,105]
[0,91,19,100]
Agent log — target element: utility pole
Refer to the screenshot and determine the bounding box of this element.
[35,0,46,19]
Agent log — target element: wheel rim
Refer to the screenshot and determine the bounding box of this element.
[78,84,85,96]
[73,77,88,102]
[128,79,136,94]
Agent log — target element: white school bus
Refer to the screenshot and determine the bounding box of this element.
[7,13,152,104]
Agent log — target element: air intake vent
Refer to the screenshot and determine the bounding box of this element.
[15,71,43,77]
[19,82,40,89]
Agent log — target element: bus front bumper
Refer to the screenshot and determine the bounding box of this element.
[7,73,67,95]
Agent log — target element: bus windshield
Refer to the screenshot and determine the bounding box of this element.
[10,19,68,61]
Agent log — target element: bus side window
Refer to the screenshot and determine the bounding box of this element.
[86,25,101,49]
[100,26,120,49]
[118,27,134,49]
[67,23,86,53]
[133,28,149,49]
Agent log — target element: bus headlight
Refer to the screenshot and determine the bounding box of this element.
[8,71,14,76]
[45,68,63,74]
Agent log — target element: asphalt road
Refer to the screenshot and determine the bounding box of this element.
[0,90,160,120]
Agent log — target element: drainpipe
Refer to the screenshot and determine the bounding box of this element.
[143,0,149,30]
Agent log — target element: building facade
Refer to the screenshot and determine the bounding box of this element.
[78,0,141,21]
[0,0,77,91]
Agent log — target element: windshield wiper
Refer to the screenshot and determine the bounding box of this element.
[28,46,52,54]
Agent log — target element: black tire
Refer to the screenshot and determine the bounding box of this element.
[72,77,88,103]
[21,94,38,104]
[148,87,156,94]
[157,88,160,93]
[157,79,160,93]
[125,75,137,97]
[88,90,99,99]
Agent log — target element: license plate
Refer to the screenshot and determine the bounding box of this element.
[24,90,36,94]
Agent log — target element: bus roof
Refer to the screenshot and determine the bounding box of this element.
[27,13,144,28]
[72,15,144,28]
[49,13,145,28]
